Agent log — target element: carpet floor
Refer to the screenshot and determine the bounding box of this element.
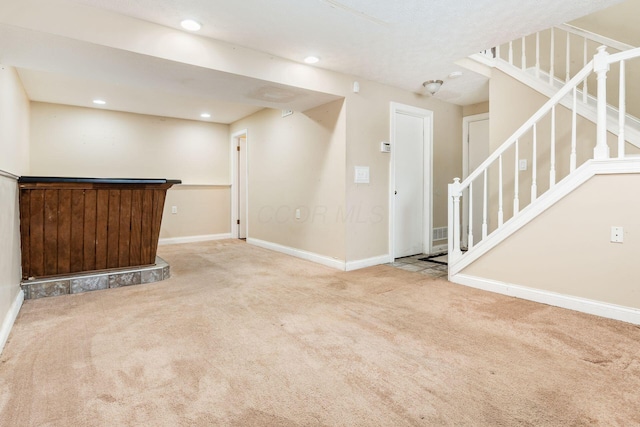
[1,239,639,426]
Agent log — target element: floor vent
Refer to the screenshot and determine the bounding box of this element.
[433,227,448,241]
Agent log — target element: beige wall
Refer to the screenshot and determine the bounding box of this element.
[0,66,29,174]
[462,174,640,309]
[485,69,627,233]
[463,101,490,117]
[161,186,231,239]
[230,83,463,263]
[344,86,462,261]
[231,101,348,260]
[0,65,29,349]
[29,102,232,238]
[570,0,640,48]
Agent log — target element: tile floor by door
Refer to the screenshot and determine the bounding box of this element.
[387,254,448,279]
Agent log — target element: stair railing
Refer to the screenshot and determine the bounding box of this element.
[493,24,633,90]
[449,46,640,269]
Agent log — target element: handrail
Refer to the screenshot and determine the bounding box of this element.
[0,169,19,180]
[450,43,640,274]
[608,46,640,63]
[457,60,594,190]
[558,23,635,52]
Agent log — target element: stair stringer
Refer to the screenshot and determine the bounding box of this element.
[494,56,640,148]
[469,54,640,149]
[449,157,640,277]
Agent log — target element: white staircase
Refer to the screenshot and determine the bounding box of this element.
[448,25,640,323]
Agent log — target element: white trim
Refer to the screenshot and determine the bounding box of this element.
[0,169,19,180]
[452,273,640,325]
[461,113,490,247]
[158,233,232,245]
[345,254,393,271]
[389,102,434,259]
[492,61,640,149]
[0,289,24,354]
[462,113,490,181]
[230,129,249,239]
[247,238,346,270]
[450,158,640,275]
[431,244,447,253]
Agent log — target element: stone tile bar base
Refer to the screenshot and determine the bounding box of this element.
[21,257,170,300]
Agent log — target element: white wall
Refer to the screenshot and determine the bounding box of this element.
[29,102,232,239]
[0,65,30,352]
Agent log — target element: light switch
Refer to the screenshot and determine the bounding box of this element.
[519,159,527,171]
[354,166,370,184]
[171,206,178,214]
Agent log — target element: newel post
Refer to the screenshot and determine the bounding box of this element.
[449,178,462,260]
[593,46,610,160]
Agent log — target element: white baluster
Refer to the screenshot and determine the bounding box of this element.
[566,31,571,82]
[509,41,513,65]
[619,60,626,159]
[536,32,540,78]
[514,140,520,215]
[498,155,504,227]
[532,124,538,202]
[550,27,555,84]
[451,178,462,258]
[550,105,556,186]
[468,182,474,249]
[521,36,526,70]
[583,38,588,103]
[482,169,488,239]
[571,86,577,172]
[594,46,610,160]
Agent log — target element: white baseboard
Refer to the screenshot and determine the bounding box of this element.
[158,233,232,245]
[345,254,392,271]
[452,273,640,325]
[247,238,346,270]
[0,289,24,355]
[431,244,447,253]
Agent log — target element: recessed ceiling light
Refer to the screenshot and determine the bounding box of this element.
[180,19,201,31]
[200,113,211,118]
[304,56,320,64]
[92,99,106,105]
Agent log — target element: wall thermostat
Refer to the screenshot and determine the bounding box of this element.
[380,142,391,153]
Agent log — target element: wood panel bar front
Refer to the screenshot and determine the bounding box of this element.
[18,177,180,280]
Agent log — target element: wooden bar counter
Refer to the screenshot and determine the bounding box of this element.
[18,177,180,280]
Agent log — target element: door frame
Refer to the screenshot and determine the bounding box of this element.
[388,102,434,260]
[461,113,489,247]
[230,129,248,239]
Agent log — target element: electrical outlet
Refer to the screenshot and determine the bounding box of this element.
[611,226,623,243]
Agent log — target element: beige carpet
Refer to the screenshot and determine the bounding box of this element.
[1,239,639,426]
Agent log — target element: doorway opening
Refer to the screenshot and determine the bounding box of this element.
[461,113,489,248]
[231,129,248,240]
[389,103,433,260]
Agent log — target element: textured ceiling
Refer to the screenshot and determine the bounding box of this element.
[69,0,623,101]
[0,0,626,122]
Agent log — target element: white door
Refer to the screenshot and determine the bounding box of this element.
[238,136,247,239]
[462,115,490,247]
[393,108,431,258]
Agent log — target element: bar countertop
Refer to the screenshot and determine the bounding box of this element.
[18,176,182,185]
